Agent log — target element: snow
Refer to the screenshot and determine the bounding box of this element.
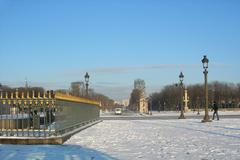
[1,118,240,160]
[66,119,240,160]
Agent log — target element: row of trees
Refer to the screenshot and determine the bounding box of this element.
[88,92,115,110]
[55,88,115,110]
[150,81,240,111]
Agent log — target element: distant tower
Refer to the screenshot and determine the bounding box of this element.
[25,78,29,89]
[133,79,148,113]
[134,79,146,98]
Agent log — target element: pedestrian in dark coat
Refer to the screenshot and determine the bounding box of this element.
[212,101,219,120]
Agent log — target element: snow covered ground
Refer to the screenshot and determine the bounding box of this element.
[1,119,240,160]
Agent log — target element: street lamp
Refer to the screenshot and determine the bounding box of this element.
[197,96,200,115]
[201,55,212,122]
[178,72,185,119]
[149,98,152,115]
[84,72,90,97]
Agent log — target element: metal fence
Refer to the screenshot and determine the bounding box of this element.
[0,90,100,138]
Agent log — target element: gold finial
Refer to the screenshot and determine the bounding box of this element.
[6,92,8,99]
[27,91,30,99]
[16,89,19,99]
[38,92,41,98]
[43,91,46,99]
[22,92,24,99]
[11,92,13,99]
[32,90,35,98]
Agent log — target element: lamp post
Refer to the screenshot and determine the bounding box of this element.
[201,55,212,122]
[158,100,161,112]
[149,98,152,115]
[197,96,200,115]
[178,72,185,119]
[84,72,90,97]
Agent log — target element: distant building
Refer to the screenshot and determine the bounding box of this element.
[129,79,148,114]
[139,98,148,114]
[122,99,129,107]
[71,81,85,97]
[134,79,145,95]
[114,99,129,107]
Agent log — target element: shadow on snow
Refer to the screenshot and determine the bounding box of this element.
[0,144,118,160]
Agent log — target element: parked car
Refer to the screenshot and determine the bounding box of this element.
[114,108,122,115]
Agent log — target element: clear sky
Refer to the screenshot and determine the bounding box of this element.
[0,0,240,100]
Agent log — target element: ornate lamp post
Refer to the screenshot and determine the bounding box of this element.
[178,72,185,119]
[197,96,200,115]
[84,72,90,97]
[201,55,212,122]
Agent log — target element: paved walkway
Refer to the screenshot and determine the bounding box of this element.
[101,111,240,120]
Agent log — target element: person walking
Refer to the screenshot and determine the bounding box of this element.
[212,101,219,120]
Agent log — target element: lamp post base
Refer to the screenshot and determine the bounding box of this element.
[178,113,186,119]
[201,115,212,123]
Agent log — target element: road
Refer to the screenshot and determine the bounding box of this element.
[101,111,240,120]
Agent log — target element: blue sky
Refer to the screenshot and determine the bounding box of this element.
[0,0,240,100]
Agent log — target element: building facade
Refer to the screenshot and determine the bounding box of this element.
[129,79,148,114]
[71,81,85,97]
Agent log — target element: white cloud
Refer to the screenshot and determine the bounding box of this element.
[64,63,233,76]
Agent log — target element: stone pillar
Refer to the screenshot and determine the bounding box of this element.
[183,89,189,112]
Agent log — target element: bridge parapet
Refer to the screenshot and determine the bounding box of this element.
[0,90,101,144]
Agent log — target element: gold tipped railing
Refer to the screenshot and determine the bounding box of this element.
[0,90,100,139]
[55,92,100,106]
[0,90,53,105]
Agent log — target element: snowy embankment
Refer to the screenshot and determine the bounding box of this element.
[0,119,240,160]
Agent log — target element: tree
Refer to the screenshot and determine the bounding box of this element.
[129,89,142,111]
[150,81,240,111]
[87,92,115,111]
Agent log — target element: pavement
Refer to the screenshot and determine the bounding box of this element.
[100,111,240,120]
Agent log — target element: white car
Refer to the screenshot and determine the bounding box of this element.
[114,108,122,115]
